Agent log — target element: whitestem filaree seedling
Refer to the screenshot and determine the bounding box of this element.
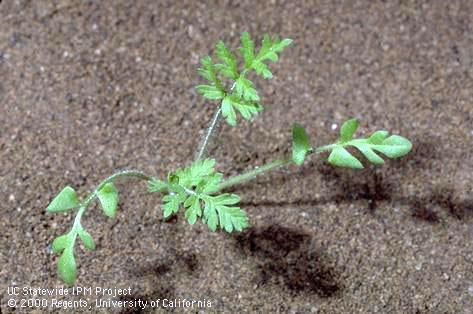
[47,32,412,284]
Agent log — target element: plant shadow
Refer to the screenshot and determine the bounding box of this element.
[234,225,342,298]
[119,251,200,314]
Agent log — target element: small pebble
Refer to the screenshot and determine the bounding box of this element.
[415,263,422,271]
[331,123,338,130]
[468,285,473,296]
[9,194,15,201]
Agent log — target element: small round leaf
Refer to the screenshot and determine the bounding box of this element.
[292,123,311,166]
[47,186,79,213]
[78,229,96,250]
[339,118,359,143]
[97,183,119,218]
[58,246,76,285]
[52,234,70,253]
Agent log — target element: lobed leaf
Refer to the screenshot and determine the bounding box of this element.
[47,186,79,213]
[352,143,385,165]
[97,183,119,218]
[292,123,311,166]
[326,119,412,169]
[328,146,364,169]
[368,130,389,144]
[371,135,412,158]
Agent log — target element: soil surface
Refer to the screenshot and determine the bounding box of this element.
[1,1,473,313]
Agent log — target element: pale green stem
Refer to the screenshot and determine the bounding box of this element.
[216,143,336,191]
[194,72,244,161]
[72,170,153,228]
[195,107,222,161]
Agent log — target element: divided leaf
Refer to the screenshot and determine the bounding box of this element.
[222,96,237,126]
[203,199,218,232]
[47,186,79,213]
[184,195,202,225]
[196,85,225,100]
[252,34,293,79]
[196,32,293,126]
[222,95,262,126]
[148,178,168,192]
[235,77,259,102]
[176,159,216,187]
[240,32,255,68]
[159,158,247,231]
[97,183,118,218]
[197,56,222,87]
[196,56,225,101]
[292,123,311,166]
[198,172,223,194]
[162,192,186,218]
[58,245,76,285]
[215,41,238,80]
[202,194,248,232]
[252,61,273,79]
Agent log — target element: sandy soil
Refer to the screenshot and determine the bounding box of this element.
[1,1,472,313]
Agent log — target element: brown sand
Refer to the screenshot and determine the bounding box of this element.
[1,1,472,313]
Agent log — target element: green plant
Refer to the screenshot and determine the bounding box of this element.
[47,32,412,284]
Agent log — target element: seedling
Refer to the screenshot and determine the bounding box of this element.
[47,32,412,284]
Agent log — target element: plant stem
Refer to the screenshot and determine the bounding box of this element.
[217,144,336,191]
[195,79,240,161]
[73,170,153,226]
[217,156,291,191]
[195,107,222,161]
